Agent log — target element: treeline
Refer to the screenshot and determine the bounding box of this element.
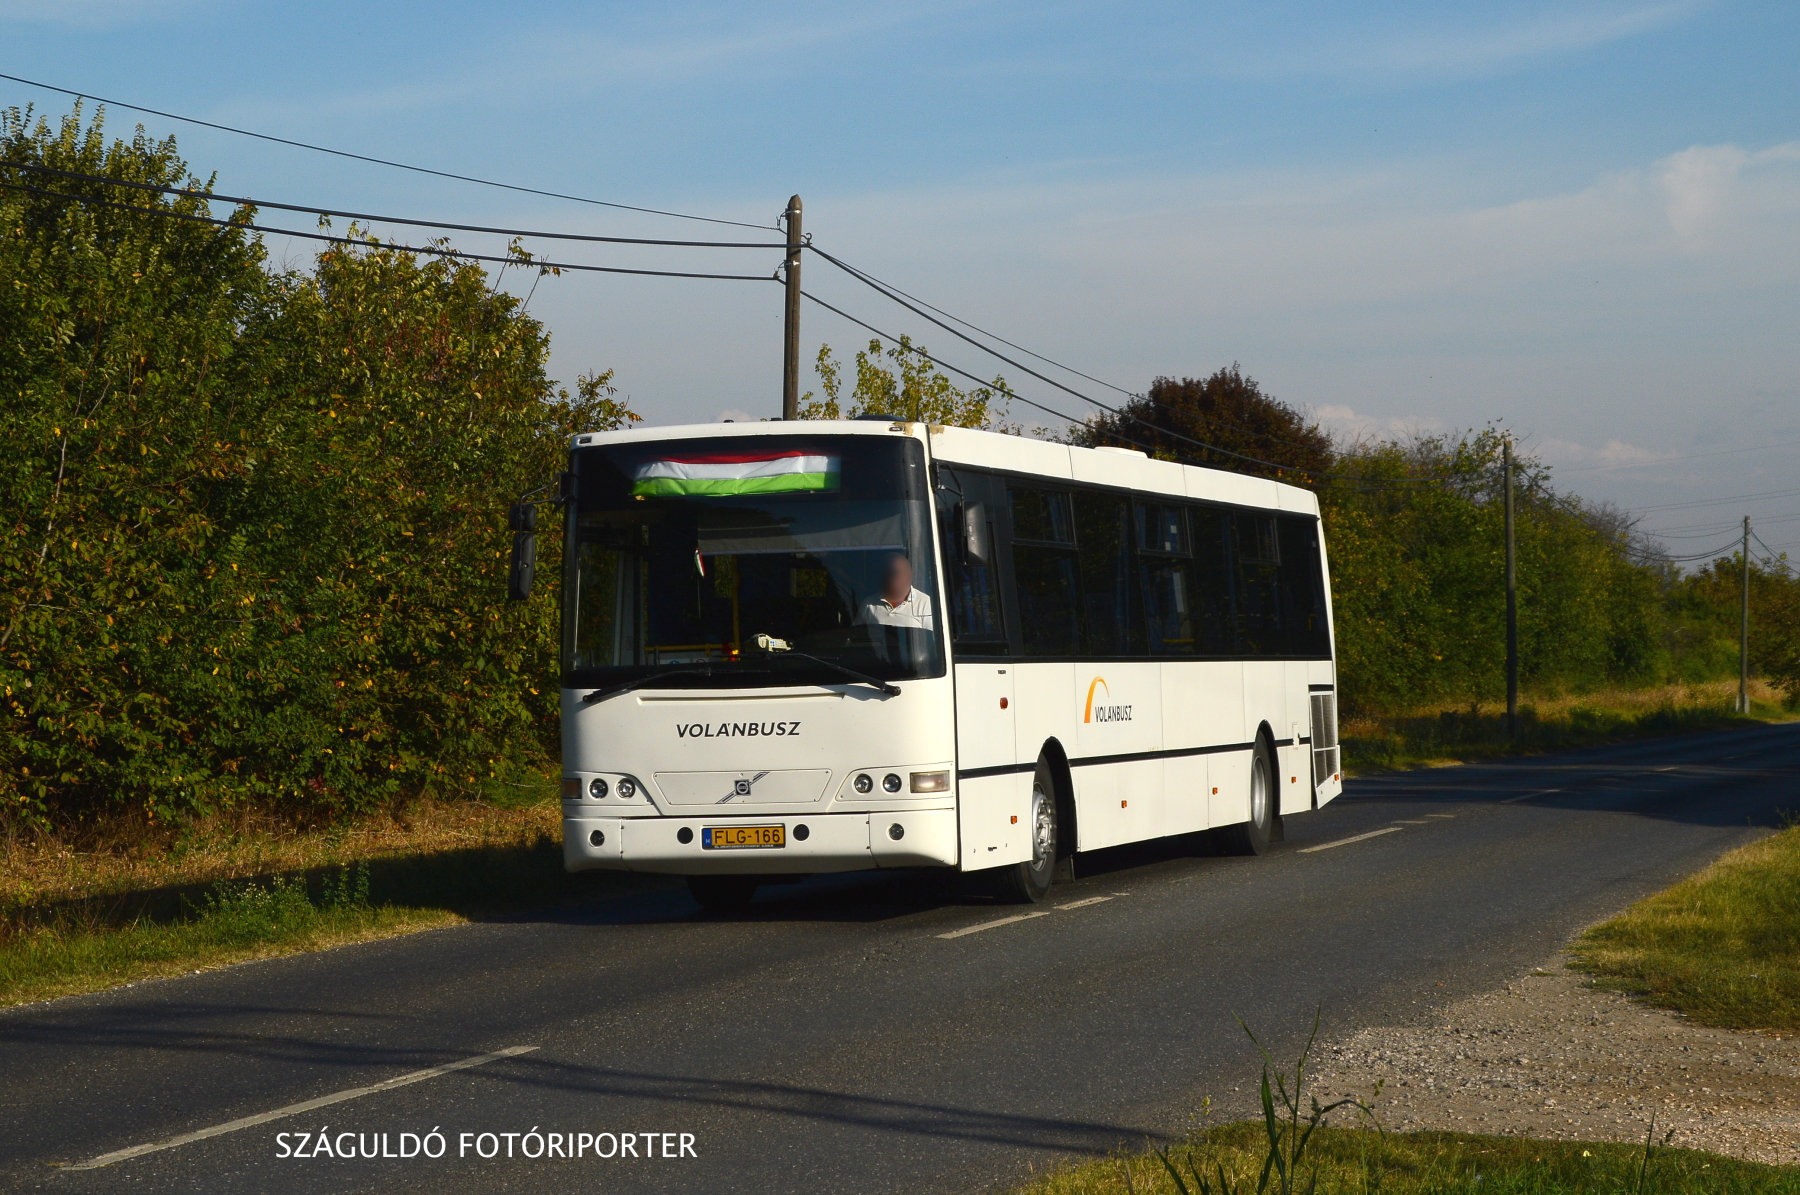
[1076,371,1800,714]
[2,107,1794,834]
[0,106,628,830]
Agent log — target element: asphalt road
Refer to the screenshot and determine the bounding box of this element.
[3,721,1796,1194]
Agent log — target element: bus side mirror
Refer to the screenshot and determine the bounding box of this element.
[960,501,989,565]
[508,503,537,601]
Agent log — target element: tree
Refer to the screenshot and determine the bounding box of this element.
[1072,365,1334,480]
[798,336,1007,429]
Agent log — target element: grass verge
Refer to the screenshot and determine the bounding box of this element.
[1342,678,1789,775]
[1569,823,1800,1032]
[1013,1122,1800,1194]
[0,781,669,1008]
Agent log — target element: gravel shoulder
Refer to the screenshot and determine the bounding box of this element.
[1308,958,1800,1165]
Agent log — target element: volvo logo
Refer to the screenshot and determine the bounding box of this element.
[718,771,771,804]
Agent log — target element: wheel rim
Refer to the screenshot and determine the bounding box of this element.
[1251,755,1269,829]
[1030,783,1055,872]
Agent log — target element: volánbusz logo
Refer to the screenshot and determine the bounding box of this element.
[1083,677,1132,724]
[676,722,800,738]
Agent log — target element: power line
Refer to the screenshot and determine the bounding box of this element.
[807,247,1450,485]
[1627,484,1800,514]
[1,161,788,248]
[0,178,779,282]
[0,71,778,231]
[809,250,1353,459]
[799,289,1449,494]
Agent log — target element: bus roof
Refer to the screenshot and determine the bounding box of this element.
[570,419,1319,517]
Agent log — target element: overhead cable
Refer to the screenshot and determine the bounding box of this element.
[807,250,1451,484]
[0,178,779,282]
[816,251,1355,458]
[1,162,788,248]
[0,71,778,231]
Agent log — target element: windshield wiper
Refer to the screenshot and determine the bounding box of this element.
[749,635,900,697]
[581,664,731,705]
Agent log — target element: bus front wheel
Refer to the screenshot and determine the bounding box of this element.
[994,766,1058,904]
[1217,738,1276,856]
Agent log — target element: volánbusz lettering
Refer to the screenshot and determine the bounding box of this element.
[675,722,801,738]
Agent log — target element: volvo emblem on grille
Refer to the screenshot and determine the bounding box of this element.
[718,771,771,804]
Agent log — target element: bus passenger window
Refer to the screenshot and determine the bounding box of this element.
[1010,487,1080,656]
[1188,507,1234,655]
[1137,503,1193,654]
[1234,513,1283,655]
[1075,491,1138,655]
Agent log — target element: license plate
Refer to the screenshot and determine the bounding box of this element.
[701,824,786,850]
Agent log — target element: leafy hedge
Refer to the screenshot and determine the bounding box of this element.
[1,105,629,828]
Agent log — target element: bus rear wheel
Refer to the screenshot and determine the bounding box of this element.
[994,766,1057,904]
[1217,738,1276,856]
[687,875,759,913]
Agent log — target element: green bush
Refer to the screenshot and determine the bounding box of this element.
[0,104,630,829]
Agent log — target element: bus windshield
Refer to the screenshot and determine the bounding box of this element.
[562,434,943,689]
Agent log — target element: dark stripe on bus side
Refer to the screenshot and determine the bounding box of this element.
[1308,683,1336,691]
[958,739,1263,781]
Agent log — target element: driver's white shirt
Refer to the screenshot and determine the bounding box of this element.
[858,587,935,631]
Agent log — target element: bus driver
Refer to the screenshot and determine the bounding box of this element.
[857,551,936,634]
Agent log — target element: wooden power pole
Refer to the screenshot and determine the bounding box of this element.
[1741,515,1751,714]
[781,195,803,420]
[1504,439,1518,738]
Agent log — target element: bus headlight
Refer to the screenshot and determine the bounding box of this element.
[587,777,608,799]
[909,771,950,793]
[616,778,637,798]
[853,773,873,793]
[882,773,902,793]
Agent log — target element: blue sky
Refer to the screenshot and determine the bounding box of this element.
[5,1,1798,557]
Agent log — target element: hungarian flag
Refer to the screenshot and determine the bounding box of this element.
[632,449,841,497]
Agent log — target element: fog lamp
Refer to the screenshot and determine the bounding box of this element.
[909,770,950,793]
[887,823,905,840]
[588,829,605,847]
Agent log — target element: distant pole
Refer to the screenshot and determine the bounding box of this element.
[1740,515,1751,714]
[781,194,803,421]
[1504,439,1519,739]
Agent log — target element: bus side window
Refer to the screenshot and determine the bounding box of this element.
[1277,516,1331,657]
[1188,506,1234,655]
[1137,502,1193,655]
[1233,513,1283,655]
[937,472,1007,653]
[1075,490,1139,655]
[1010,486,1080,656]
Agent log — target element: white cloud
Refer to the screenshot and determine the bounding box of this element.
[1657,141,1800,242]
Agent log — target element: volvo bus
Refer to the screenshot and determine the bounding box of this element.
[521,419,1341,910]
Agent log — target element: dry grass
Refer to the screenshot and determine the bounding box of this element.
[0,793,562,924]
[1341,678,1788,775]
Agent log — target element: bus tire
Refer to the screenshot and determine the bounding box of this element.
[1217,737,1276,856]
[994,763,1058,904]
[687,875,759,913]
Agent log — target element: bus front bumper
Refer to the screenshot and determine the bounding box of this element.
[563,810,958,875]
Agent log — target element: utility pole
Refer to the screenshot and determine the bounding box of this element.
[1741,515,1751,714]
[781,195,803,421]
[1504,439,1518,739]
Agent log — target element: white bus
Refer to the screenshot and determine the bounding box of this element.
[539,419,1341,910]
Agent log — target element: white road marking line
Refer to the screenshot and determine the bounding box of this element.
[1055,896,1114,911]
[1298,826,1405,853]
[937,911,1051,939]
[66,1046,539,1170]
[1425,814,1457,819]
[1499,788,1561,804]
[1393,819,1431,824]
